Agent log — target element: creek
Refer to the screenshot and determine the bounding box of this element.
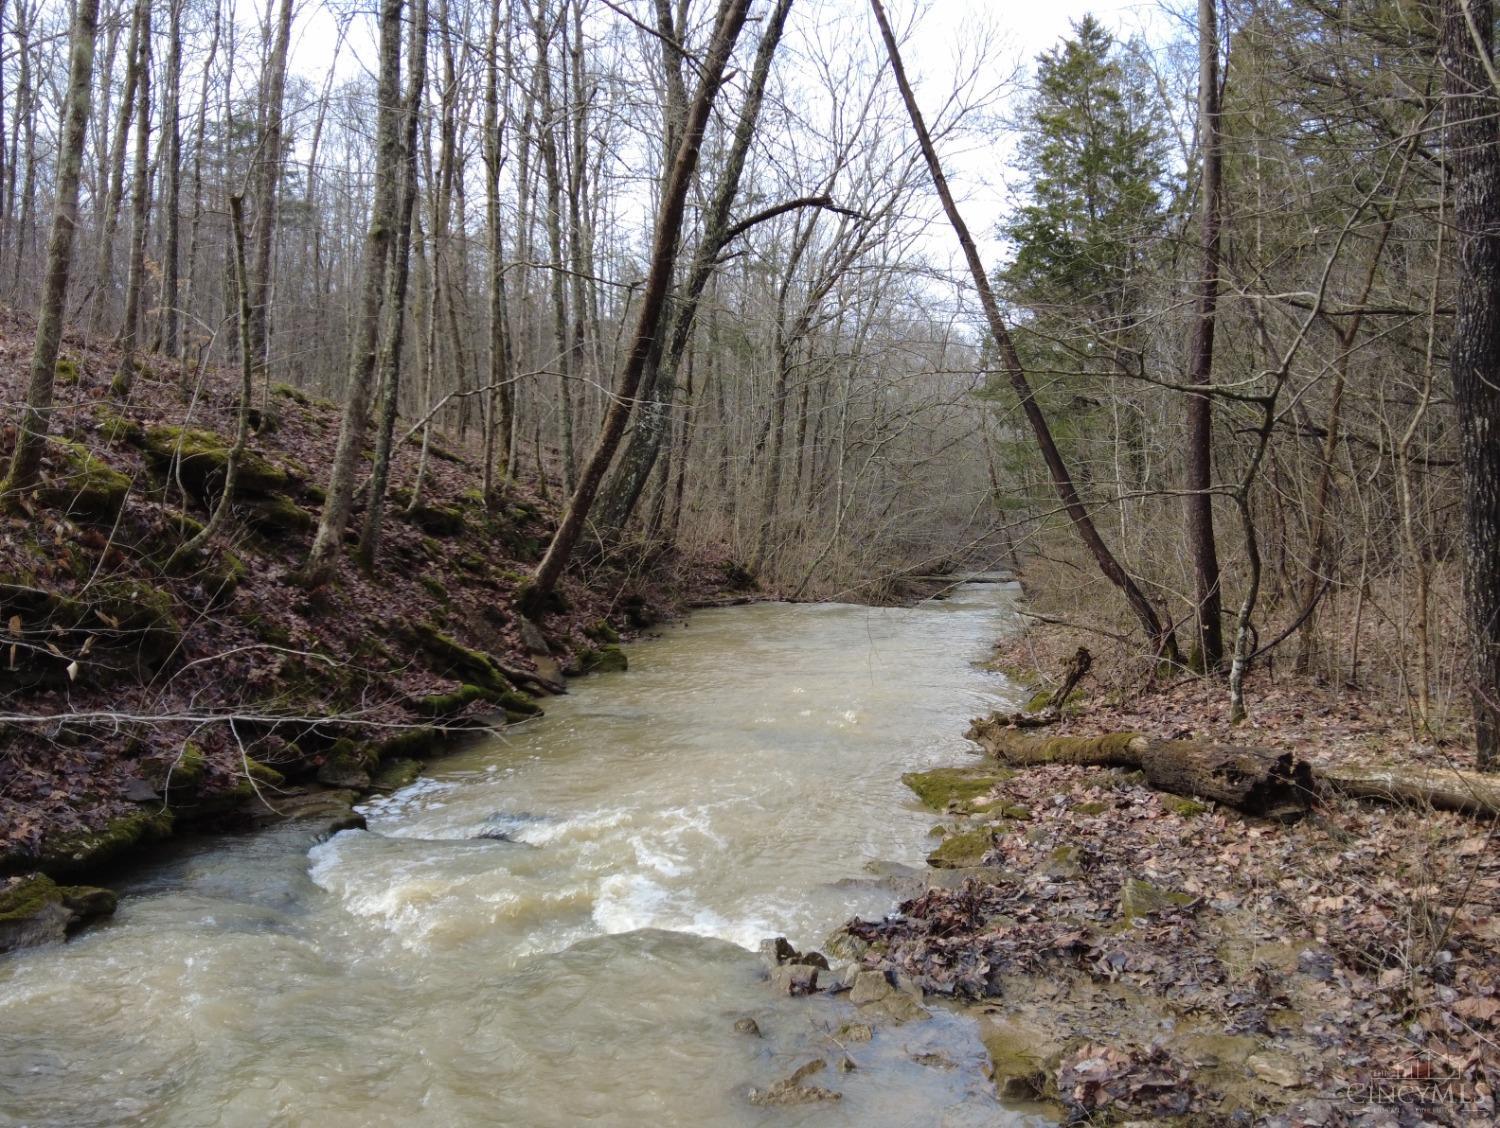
[0,584,1052,1127]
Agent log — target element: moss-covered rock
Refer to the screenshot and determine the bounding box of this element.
[584,619,620,644]
[978,1016,1056,1101]
[271,382,312,406]
[901,766,1014,811]
[38,808,174,876]
[0,875,115,953]
[370,758,422,791]
[242,492,314,535]
[403,502,467,537]
[95,405,145,446]
[316,738,375,789]
[35,439,131,521]
[581,645,628,674]
[926,828,995,868]
[414,683,492,717]
[1073,800,1111,817]
[407,623,513,694]
[143,425,289,500]
[54,357,80,385]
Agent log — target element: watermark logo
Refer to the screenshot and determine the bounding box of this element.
[1337,1050,1491,1114]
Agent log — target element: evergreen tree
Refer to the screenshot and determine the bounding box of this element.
[999,16,1168,352]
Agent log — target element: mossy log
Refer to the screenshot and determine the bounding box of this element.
[1317,764,1500,818]
[966,718,1314,820]
[970,716,1500,820]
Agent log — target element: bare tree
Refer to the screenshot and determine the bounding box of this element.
[1,0,101,496]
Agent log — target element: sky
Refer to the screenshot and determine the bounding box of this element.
[282,0,1179,272]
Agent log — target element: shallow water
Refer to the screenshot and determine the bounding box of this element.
[0,584,1048,1127]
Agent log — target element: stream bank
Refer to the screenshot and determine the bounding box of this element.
[0,339,751,944]
[819,603,1499,1126]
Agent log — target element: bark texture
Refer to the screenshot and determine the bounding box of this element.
[1441,0,1500,771]
[301,0,404,584]
[1185,0,1225,672]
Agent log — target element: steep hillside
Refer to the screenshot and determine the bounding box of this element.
[0,313,745,893]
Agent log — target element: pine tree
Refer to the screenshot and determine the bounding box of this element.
[999,15,1167,343]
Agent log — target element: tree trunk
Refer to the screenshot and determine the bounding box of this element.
[159,0,184,358]
[965,721,1314,820]
[482,0,514,498]
[92,0,141,333]
[596,0,795,534]
[1184,0,1225,673]
[357,0,428,570]
[301,0,404,585]
[1,0,100,496]
[249,0,294,384]
[524,0,753,611]
[111,0,153,396]
[869,0,1180,663]
[1441,0,1500,771]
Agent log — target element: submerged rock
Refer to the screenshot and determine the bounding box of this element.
[733,1017,762,1037]
[768,964,819,996]
[747,1059,841,1106]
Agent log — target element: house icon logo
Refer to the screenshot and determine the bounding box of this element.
[1338,1046,1489,1114]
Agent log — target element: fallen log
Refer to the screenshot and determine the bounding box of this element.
[966,714,1500,821]
[965,718,1315,821]
[1317,764,1500,819]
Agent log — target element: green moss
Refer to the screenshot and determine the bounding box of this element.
[243,492,314,534]
[403,502,467,537]
[997,803,1032,820]
[1074,801,1111,817]
[169,742,207,789]
[316,738,375,788]
[0,875,62,922]
[143,425,289,499]
[245,759,285,788]
[1119,878,1197,923]
[584,619,620,644]
[419,576,449,602]
[372,728,443,762]
[1162,795,1210,817]
[414,683,492,717]
[54,357,80,385]
[96,405,145,446]
[408,623,512,694]
[271,382,312,406]
[1025,690,1054,713]
[902,767,1014,811]
[927,828,995,869]
[371,758,421,791]
[581,645,627,674]
[37,439,131,521]
[39,808,174,875]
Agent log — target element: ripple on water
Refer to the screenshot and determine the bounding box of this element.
[0,586,1041,1127]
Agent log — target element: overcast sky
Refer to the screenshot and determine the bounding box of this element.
[283,0,1178,278]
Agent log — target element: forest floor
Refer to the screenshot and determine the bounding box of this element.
[0,315,749,925]
[826,603,1500,1126]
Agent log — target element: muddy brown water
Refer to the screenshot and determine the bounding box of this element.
[0,585,1055,1127]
